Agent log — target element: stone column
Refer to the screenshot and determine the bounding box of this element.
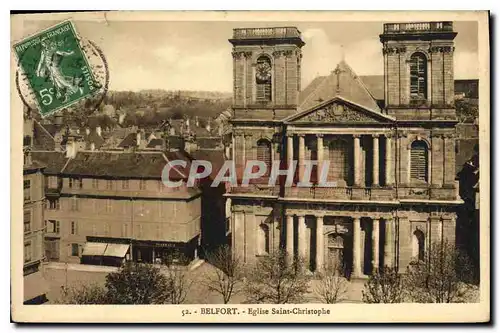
[287,134,294,168]
[372,218,380,273]
[298,134,306,183]
[352,217,362,277]
[317,134,324,181]
[353,135,361,186]
[372,134,380,186]
[286,214,294,258]
[315,214,324,272]
[385,134,393,186]
[297,214,306,260]
[241,135,246,169]
[383,217,394,267]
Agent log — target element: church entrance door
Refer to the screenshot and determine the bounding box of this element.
[326,233,346,276]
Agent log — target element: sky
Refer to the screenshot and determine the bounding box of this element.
[19,20,479,92]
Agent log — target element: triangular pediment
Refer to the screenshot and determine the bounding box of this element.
[286,98,394,124]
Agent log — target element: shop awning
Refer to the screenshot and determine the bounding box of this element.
[82,242,107,256]
[103,244,130,258]
[24,271,49,302]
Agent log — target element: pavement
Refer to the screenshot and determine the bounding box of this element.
[41,261,366,304]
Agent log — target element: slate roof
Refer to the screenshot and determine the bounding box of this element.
[298,61,382,113]
[167,136,184,150]
[31,151,69,175]
[62,151,191,180]
[197,137,222,149]
[118,133,137,148]
[147,138,164,148]
[33,120,56,151]
[83,131,105,150]
[359,75,384,101]
[190,149,226,180]
[299,76,326,105]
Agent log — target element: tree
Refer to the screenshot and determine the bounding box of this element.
[244,250,311,304]
[455,99,479,123]
[362,266,405,303]
[164,265,192,304]
[404,239,475,303]
[59,283,108,304]
[105,262,171,304]
[314,254,349,304]
[202,245,245,304]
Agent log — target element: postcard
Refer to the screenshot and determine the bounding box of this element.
[11,10,490,323]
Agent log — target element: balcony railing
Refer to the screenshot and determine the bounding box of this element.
[230,183,458,202]
[229,184,280,197]
[383,21,453,34]
[398,182,459,201]
[283,186,396,201]
[232,27,301,39]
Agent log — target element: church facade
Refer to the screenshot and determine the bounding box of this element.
[227,22,462,277]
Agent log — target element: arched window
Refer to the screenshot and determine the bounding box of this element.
[255,56,272,102]
[409,53,428,100]
[328,139,349,184]
[412,229,425,262]
[410,140,429,183]
[257,139,272,176]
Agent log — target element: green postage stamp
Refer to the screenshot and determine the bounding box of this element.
[13,20,99,117]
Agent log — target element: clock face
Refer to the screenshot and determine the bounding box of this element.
[256,61,271,81]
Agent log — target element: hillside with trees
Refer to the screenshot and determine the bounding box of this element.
[39,90,232,129]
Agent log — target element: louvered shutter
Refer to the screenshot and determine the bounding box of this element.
[410,53,427,100]
[328,139,349,183]
[257,140,272,176]
[410,141,428,182]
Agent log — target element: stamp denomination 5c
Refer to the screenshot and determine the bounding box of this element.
[13,20,100,117]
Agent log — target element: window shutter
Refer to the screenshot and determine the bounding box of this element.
[410,141,428,182]
[328,139,349,182]
[410,53,427,100]
[257,140,272,176]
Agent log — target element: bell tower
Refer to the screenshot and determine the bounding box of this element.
[379,22,457,121]
[229,27,305,120]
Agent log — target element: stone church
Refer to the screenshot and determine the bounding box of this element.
[227,22,462,277]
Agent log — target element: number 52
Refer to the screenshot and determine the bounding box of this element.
[39,88,54,106]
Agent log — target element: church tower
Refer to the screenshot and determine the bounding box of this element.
[229,27,305,120]
[380,22,457,120]
[227,27,305,263]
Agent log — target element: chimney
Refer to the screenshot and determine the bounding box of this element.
[136,131,141,147]
[54,114,63,127]
[65,138,78,158]
[96,126,102,136]
[24,150,32,167]
[85,127,90,135]
[206,118,211,133]
[118,113,126,125]
[195,116,199,127]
